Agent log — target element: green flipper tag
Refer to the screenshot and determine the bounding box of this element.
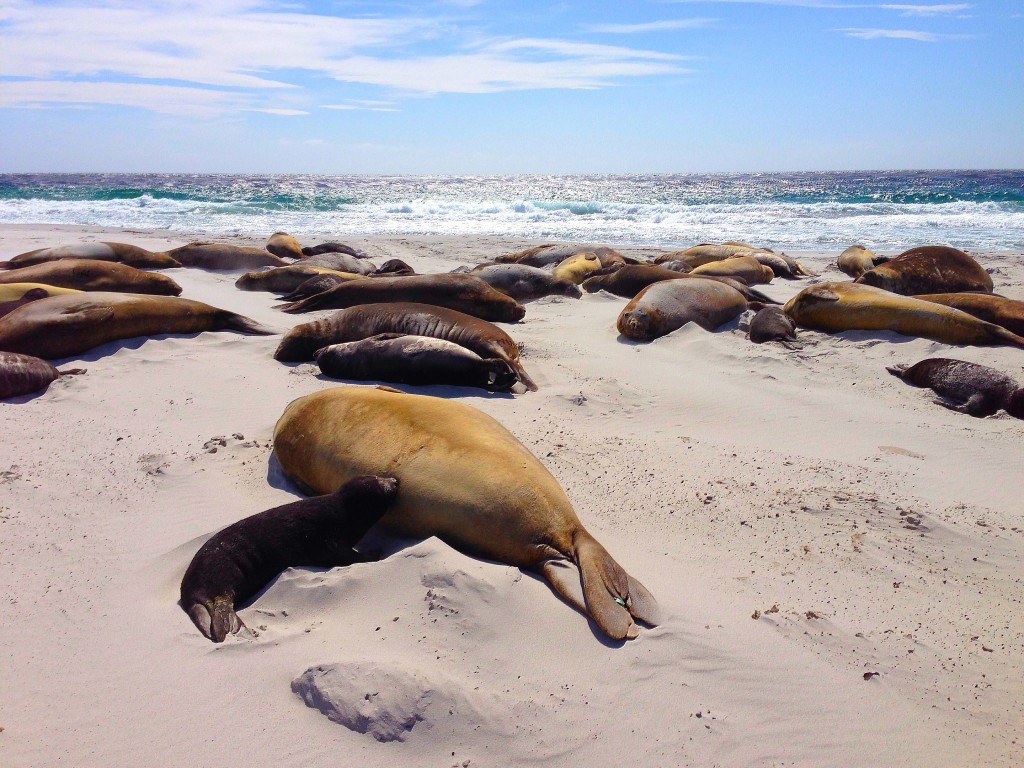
[614,597,627,607]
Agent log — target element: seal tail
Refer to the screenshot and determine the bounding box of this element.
[569,530,660,640]
[221,312,280,336]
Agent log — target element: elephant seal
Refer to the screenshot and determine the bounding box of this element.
[617,278,750,342]
[837,245,888,279]
[887,358,1024,419]
[0,259,182,295]
[180,475,399,643]
[301,241,370,259]
[748,305,797,344]
[656,244,811,277]
[296,252,377,274]
[266,231,304,260]
[3,242,180,270]
[273,386,659,639]
[552,252,603,284]
[167,242,289,271]
[0,288,50,319]
[1,351,85,399]
[0,283,80,302]
[374,259,416,276]
[689,256,774,284]
[235,265,365,293]
[652,260,693,274]
[277,273,527,323]
[274,302,537,391]
[783,282,1024,348]
[280,273,353,303]
[582,265,776,303]
[0,292,276,360]
[470,264,582,302]
[315,333,518,391]
[497,244,627,269]
[911,293,1024,337]
[856,245,992,295]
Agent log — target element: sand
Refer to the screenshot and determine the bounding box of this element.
[1,223,1022,767]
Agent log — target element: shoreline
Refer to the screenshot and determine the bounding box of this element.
[2,223,1022,767]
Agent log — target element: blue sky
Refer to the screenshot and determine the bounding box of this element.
[0,0,1020,173]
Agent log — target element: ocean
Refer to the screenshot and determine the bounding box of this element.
[1,170,1022,251]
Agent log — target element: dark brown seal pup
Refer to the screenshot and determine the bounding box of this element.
[315,333,518,391]
[0,351,85,398]
[277,273,527,323]
[266,231,304,260]
[3,242,181,270]
[301,241,370,259]
[0,259,182,295]
[912,293,1024,337]
[274,302,538,391]
[180,475,399,643]
[0,292,276,360]
[887,358,1024,418]
[470,264,582,302]
[274,388,658,640]
[856,245,992,295]
[748,305,797,344]
[167,242,290,271]
[617,278,750,342]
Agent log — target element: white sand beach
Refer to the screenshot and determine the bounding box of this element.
[2,223,1022,767]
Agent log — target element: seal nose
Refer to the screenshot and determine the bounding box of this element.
[375,475,400,495]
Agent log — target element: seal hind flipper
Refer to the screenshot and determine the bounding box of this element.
[219,312,279,336]
[187,595,245,643]
[574,531,659,640]
[886,364,910,379]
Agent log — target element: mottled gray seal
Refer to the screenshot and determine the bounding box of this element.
[0,351,85,399]
[0,259,182,295]
[180,475,399,643]
[856,245,992,295]
[273,386,659,639]
[887,358,1024,418]
[3,242,181,270]
[617,278,750,342]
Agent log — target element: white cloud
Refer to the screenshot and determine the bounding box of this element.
[838,27,971,40]
[0,80,251,116]
[250,108,309,115]
[879,4,971,16]
[587,19,716,34]
[322,103,401,112]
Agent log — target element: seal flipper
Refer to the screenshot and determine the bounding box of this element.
[188,595,245,643]
[573,530,660,640]
[219,312,279,336]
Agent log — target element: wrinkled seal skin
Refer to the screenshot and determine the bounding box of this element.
[0,351,85,399]
[748,306,797,344]
[3,242,180,270]
[278,273,527,323]
[274,302,538,391]
[180,475,399,643]
[912,293,1024,337]
[265,231,304,260]
[273,387,659,640]
[0,259,182,295]
[783,282,1024,348]
[235,265,364,293]
[856,245,993,295]
[315,333,519,391]
[296,252,376,274]
[0,292,277,360]
[689,256,775,284]
[301,241,370,259]
[617,278,750,342]
[837,245,887,279]
[471,264,582,302]
[167,242,289,271]
[0,288,50,319]
[887,358,1024,419]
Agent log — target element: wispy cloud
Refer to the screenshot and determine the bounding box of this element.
[587,19,716,34]
[838,27,972,40]
[879,4,971,16]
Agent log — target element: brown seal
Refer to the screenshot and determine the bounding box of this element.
[315,333,518,391]
[911,293,1024,337]
[0,259,182,295]
[783,282,1024,348]
[855,245,992,295]
[3,242,181,270]
[374,259,416,276]
[280,273,353,303]
[277,273,527,323]
[296,252,377,274]
[0,288,50,319]
[0,351,85,399]
[552,252,603,284]
[167,242,290,271]
[0,292,276,360]
[180,475,399,643]
[470,264,582,302]
[837,245,888,279]
[265,231,304,260]
[235,265,365,293]
[582,264,777,303]
[617,278,750,342]
[748,305,797,344]
[887,358,1024,418]
[273,386,659,639]
[274,302,537,391]
[497,244,627,269]
[689,255,775,284]
[301,241,370,259]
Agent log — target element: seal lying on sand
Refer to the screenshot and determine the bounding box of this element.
[301,241,370,259]
[748,305,797,344]
[497,244,627,269]
[273,386,659,640]
[295,252,377,274]
[374,259,415,276]
[470,264,582,302]
[912,293,1024,337]
[167,242,289,271]
[3,242,181,270]
[266,231,304,260]
[235,265,365,293]
[552,253,603,284]
[180,475,399,643]
[617,278,750,342]
[0,292,276,359]
[582,265,776,303]
[0,259,182,295]
[856,245,993,295]
[838,245,888,279]
[0,351,85,398]
[655,244,811,278]
[315,334,518,391]
[887,358,1024,419]
[783,282,1024,348]
[689,256,774,284]
[280,274,353,303]
[0,288,50,319]
[277,273,526,323]
[274,302,538,391]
